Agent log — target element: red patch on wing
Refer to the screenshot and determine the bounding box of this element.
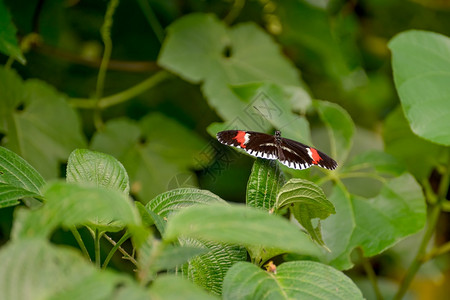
[309,148,322,164]
[232,131,247,148]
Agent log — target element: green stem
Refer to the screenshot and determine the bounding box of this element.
[96,0,119,101]
[395,155,450,299]
[394,204,441,300]
[71,227,91,262]
[136,0,165,43]
[358,248,383,300]
[69,70,170,109]
[5,56,14,69]
[94,0,120,130]
[103,233,138,266]
[102,232,133,269]
[94,228,103,268]
[224,0,246,25]
[98,70,170,108]
[423,240,450,262]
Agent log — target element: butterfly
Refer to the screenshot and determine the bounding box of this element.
[216,130,337,170]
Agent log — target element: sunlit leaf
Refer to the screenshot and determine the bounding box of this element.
[389,30,450,145]
[322,173,426,269]
[314,100,354,162]
[223,261,364,299]
[0,67,86,179]
[66,149,129,194]
[164,203,321,257]
[159,13,304,130]
[276,178,335,247]
[12,182,143,239]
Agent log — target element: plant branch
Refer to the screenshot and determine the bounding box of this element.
[358,248,383,300]
[94,228,103,268]
[423,240,450,262]
[394,161,450,299]
[136,0,165,44]
[95,0,120,130]
[69,70,171,109]
[104,233,138,266]
[71,227,91,262]
[224,0,246,25]
[102,232,132,269]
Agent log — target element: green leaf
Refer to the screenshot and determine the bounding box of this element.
[180,239,247,295]
[149,275,219,300]
[276,178,335,247]
[0,239,149,300]
[147,188,244,295]
[66,149,129,194]
[314,100,355,163]
[159,13,303,129]
[222,261,363,300]
[91,115,207,202]
[389,30,450,145]
[0,146,45,208]
[322,173,426,269]
[246,158,285,210]
[0,0,26,64]
[12,182,143,239]
[0,67,87,179]
[164,203,321,257]
[383,107,444,180]
[147,187,227,218]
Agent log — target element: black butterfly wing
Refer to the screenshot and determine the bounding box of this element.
[216,130,278,160]
[279,137,337,170]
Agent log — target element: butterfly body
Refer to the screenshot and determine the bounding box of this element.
[216,130,337,170]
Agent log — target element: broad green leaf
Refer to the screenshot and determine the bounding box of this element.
[0,239,149,300]
[0,146,45,208]
[147,188,244,295]
[0,0,26,64]
[180,239,247,295]
[164,203,321,257]
[66,149,129,194]
[0,67,86,179]
[383,107,444,180]
[159,13,303,129]
[91,115,208,202]
[147,187,227,218]
[12,182,143,239]
[322,173,426,269]
[314,100,354,163]
[389,30,450,145]
[246,158,285,210]
[276,178,335,247]
[223,261,363,300]
[149,275,219,300]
